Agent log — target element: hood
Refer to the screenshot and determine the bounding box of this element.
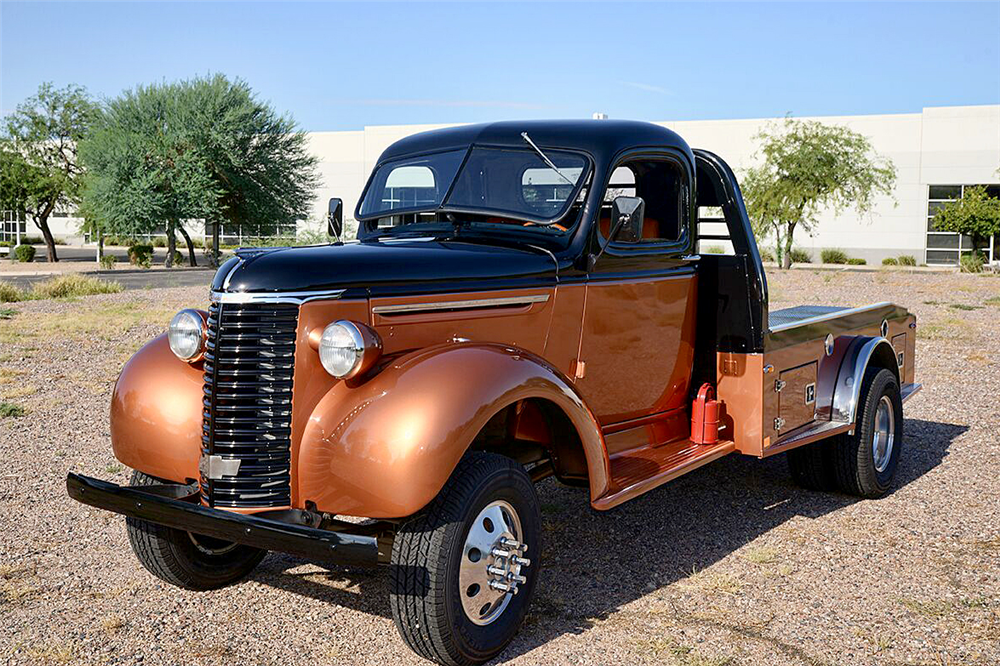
[211,239,557,294]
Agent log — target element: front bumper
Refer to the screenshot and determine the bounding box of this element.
[66,473,380,567]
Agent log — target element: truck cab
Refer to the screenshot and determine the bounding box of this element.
[68,120,920,666]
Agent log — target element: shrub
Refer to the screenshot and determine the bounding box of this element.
[13,245,35,262]
[152,236,167,248]
[18,235,43,245]
[0,282,24,303]
[105,235,135,247]
[960,253,984,273]
[846,257,867,265]
[99,254,118,270]
[789,248,812,264]
[190,237,204,248]
[167,250,183,266]
[820,248,848,264]
[882,257,899,266]
[897,255,917,266]
[703,245,725,254]
[758,248,775,263]
[128,244,153,268]
[30,274,124,299]
[0,402,26,419]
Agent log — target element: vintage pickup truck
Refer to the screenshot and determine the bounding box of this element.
[68,120,920,665]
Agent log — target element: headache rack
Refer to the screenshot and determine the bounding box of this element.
[201,300,299,508]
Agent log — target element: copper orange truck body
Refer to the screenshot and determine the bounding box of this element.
[68,120,921,666]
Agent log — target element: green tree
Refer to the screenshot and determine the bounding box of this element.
[81,82,220,266]
[742,118,897,269]
[1,83,98,262]
[175,74,319,264]
[80,75,318,266]
[932,186,1000,256]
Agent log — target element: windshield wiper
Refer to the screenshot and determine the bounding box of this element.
[520,132,577,186]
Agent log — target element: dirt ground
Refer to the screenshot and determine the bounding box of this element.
[1,269,998,666]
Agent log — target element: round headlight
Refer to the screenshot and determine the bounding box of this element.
[318,320,381,379]
[168,309,206,361]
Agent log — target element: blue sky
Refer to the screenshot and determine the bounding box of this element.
[2,2,999,131]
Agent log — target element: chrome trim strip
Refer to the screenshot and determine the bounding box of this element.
[210,290,345,304]
[765,420,854,456]
[372,294,550,315]
[768,301,894,333]
[900,382,922,404]
[221,256,243,291]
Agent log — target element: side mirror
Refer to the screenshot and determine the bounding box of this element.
[610,196,645,243]
[327,198,344,239]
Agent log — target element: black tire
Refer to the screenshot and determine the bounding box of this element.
[787,439,837,491]
[832,367,903,498]
[125,470,266,590]
[390,452,541,666]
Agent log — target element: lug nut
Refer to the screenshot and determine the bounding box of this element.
[512,556,531,567]
[506,573,527,584]
[487,565,506,577]
[491,548,511,559]
[489,580,512,592]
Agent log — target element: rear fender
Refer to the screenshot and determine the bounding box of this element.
[296,343,609,518]
[828,336,899,427]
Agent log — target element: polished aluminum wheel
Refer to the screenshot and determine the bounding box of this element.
[872,394,896,473]
[458,500,530,626]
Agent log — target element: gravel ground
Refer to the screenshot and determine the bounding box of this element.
[1,270,998,666]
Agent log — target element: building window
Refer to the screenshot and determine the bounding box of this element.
[926,184,1000,265]
[1,211,27,243]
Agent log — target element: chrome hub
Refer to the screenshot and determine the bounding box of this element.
[459,500,530,626]
[872,394,896,473]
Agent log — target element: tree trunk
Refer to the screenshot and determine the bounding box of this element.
[33,202,59,262]
[781,221,797,269]
[166,219,177,268]
[213,219,221,267]
[97,231,104,266]
[177,224,198,267]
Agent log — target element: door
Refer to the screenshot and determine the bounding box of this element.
[574,152,698,426]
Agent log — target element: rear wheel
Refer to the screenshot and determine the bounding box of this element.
[390,452,541,666]
[125,470,266,590]
[787,440,837,491]
[832,367,903,498]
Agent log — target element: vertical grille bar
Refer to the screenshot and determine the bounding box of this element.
[201,300,299,508]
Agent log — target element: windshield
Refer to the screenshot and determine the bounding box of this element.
[357,146,589,224]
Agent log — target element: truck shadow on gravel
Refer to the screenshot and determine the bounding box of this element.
[249,417,964,659]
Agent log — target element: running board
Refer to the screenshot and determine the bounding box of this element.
[592,439,735,511]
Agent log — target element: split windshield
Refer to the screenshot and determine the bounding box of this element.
[357,146,589,226]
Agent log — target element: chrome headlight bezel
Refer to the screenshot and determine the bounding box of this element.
[167,309,207,362]
[316,320,382,379]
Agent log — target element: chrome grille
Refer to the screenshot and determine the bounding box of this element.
[201,300,298,508]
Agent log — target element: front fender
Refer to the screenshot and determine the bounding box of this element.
[110,334,203,483]
[297,343,609,518]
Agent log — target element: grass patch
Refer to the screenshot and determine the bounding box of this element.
[918,316,974,341]
[0,402,26,418]
[681,568,742,595]
[104,463,124,475]
[25,642,75,664]
[742,545,778,564]
[0,306,17,319]
[949,303,982,311]
[985,296,1000,306]
[0,275,123,303]
[100,614,126,635]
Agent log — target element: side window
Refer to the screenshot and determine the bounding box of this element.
[599,158,687,245]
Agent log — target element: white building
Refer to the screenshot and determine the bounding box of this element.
[10,104,999,266]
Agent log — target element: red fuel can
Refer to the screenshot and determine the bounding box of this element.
[691,383,720,445]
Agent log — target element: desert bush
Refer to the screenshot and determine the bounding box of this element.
[152,236,167,248]
[882,257,899,266]
[846,257,867,265]
[758,248,775,263]
[820,248,848,264]
[167,250,183,266]
[703,245,725,254]
[0,282,24,303]
[29,274,123,299]
[99,254,118,270]
[13,245,35,262]
[789,248,812,264]
[128,244,154,268]
[897,255,917,266]
[960,253,984,273]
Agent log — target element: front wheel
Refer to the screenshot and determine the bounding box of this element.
[390,452,541,666]
[125,470,266,590]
